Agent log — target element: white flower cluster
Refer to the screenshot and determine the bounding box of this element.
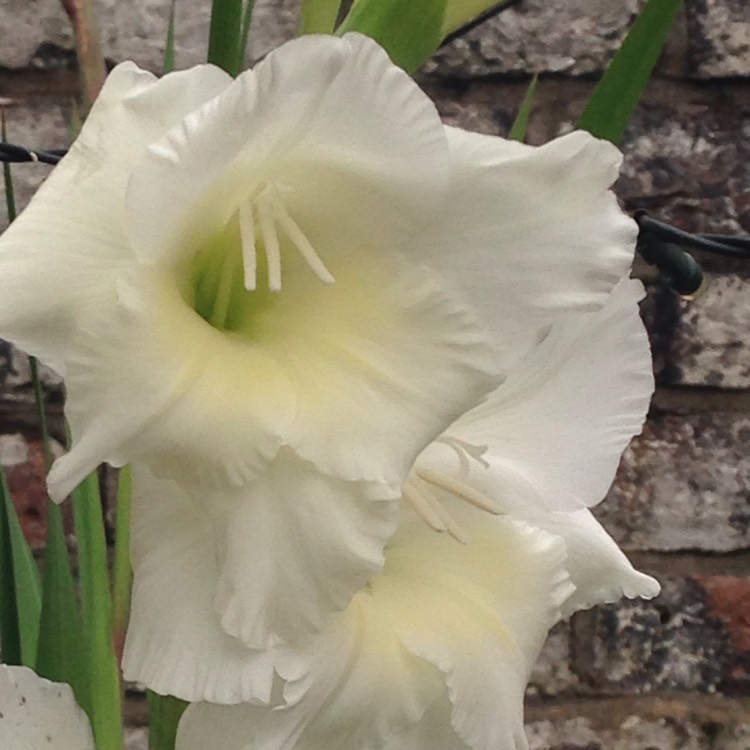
[0,34,658,750]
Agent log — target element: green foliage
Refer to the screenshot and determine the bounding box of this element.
[112,466,132,651]
[0,469,42,667]
[338,0,448,72]
[577,0,683,143]
[148,691,189,750]
[164,0,178,74]
[509,74,538,142]
[36,504,89,712]
[73,473,123,750]
[208,0,254,75]
[300,0,342,34]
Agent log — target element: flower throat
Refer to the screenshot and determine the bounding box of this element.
[190,182,335,332]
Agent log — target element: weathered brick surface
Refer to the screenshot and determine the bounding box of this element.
[0,431,58,549]
[597,413,750,553]
[571,576,750,695]
[0,99,71,232]
[0,0,298,72]
[526,715,710,750]
[686,0,750,78]
[425,0,646,78]
[526,714,750,750]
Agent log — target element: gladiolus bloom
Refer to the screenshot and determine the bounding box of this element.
[0,33,644,707]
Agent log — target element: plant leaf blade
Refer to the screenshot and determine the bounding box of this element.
[577,0,683,143]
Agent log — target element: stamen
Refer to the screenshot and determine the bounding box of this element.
[402,483,447,533]
[238,202,257,291]
[271,195,335,285]
[425,491,469,544]
[257,197,282,292]
[403,479,469,543]
[416,468,501,515]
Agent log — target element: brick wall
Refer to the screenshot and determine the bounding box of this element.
[0,1,748,748]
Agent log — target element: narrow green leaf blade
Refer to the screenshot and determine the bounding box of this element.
[112,467,132,661]
[237,0,256,72]
[338,0,448,72]
[300,0,342,34]
[577,0,683,143]
[164,0,178,74]
[148,691,188,750]
[35,503,88,711]
[0,468,42,666]
[73,472,123,750]
[2,110,17,223]
[509,73,538,142]
[208,0,243,75]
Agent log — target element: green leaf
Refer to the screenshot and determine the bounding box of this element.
[164,0,178,74]
[238,0,256,72]
[208,0,244,75]
[73,472,123,750]
[577,0,683,144]
[148,691,188,750]
[300,0,342,34]
[2,110,17,223]
[338,0,448,72]
[111,466,132,656]
[0,467,42,667]
[35,503,88,711]
[509,73,538,142]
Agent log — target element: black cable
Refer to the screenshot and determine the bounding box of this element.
[636,211,750,296]
[0,142,66,165]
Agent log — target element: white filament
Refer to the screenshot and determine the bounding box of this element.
[238,202,257,291]
[241,183,336,293]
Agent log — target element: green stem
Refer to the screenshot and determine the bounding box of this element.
[208,0,244,75]
[112,466,132,662]
[72,472,123,750]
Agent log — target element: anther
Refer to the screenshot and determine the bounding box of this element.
[403,483,448,534]
[416,469,501,515]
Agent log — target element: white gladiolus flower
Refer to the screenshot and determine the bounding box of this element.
[0,32,642,704]
[131,280,659,748]
[0,666,95,750]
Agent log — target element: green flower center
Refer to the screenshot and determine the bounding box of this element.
[187,183,334,335]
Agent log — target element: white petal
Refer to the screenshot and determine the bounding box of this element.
[122,464,279,704]
[0,62,231,370]
[178,506,569,750]
[527,508,660,617]
[176,596,443,750]
[128,33,450,269]
[379,509,571,750]
[49,254,498,500]
[211,452,399,649]
[382,696,473,750]
[421,128,638,374]
[430,278,653,513]
[0,665,94,749]
[272,260,500,486]
[46,268,296,501]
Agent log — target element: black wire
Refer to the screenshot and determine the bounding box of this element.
[0,142,66,165]
[636,212,750,260]
[636,211,750,296]
[441,0,525,48]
